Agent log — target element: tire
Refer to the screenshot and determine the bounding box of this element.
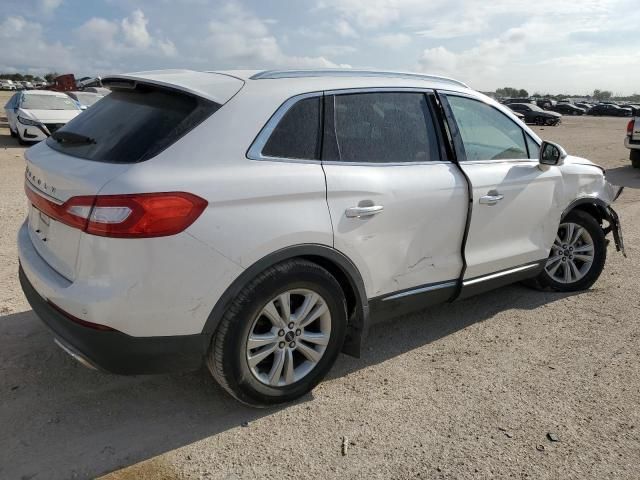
[207,259,348,407]
[9,127,17,138]
[630,150,640,168]
[528,210,606,292]
[535,116,544,126]
[16,130,28,145]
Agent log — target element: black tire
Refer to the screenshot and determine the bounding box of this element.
[17,131,28,145]
[207,259,347,407]
[9,127,17,138]
[631,149,640,168]
[528,210,606,292]
[535,116,544,125]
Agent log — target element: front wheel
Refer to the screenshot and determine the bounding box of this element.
[530,210,606,292]
[207,259,347,407]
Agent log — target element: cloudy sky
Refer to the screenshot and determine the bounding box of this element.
[1,0,639,94]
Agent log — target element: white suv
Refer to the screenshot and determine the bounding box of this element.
[18,69,625,406]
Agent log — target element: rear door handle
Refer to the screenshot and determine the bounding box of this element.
[479,193,504,205]
[345,205,384,218]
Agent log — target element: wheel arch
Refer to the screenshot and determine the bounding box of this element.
[201,244,369,358]
[562,197,609,225]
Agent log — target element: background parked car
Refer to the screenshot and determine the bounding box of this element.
[548,103,585,115]
[66,91,105,109]
[4,90,81,144]
[621,104,640,116]
[503,98,535,106]
[508,103,562,125]
[587,104,632,117]
[575,102,593,110]
[536,98,556,109]
[625,117,640,168]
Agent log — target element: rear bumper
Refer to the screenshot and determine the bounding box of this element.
[624,137,640,150]
[19,266,209,374]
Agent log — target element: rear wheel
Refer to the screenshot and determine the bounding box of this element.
[207,259,347,407]
[529,210,606,292]
[631,149,640,168]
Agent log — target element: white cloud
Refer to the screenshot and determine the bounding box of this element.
[335,19,358,38]
[372,33,411,49]
[121,9,152,49]
[204,2,349,68]
[317,45,358,56]
[39,0,63,14]
[0,16,75,73]
[75,9,177,62]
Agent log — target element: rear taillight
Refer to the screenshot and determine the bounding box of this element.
[627,119,634,137]
[25,184,207,238]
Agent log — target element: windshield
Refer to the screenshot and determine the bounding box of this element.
[73,93,104,106]
[21,94,79,111]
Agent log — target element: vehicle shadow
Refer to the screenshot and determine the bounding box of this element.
[605,166,640,189]
[0,284,581,479]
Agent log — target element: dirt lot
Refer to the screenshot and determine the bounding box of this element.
[1,89,639,479]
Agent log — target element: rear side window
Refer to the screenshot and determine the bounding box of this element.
[447,95,528,161]
[46,85,219,163]
[262,96,321,160]
[325,92,440,163]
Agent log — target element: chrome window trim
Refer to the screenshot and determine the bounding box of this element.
[247,87,450,166]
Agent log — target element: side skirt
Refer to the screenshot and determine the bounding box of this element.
[368,260,545,322]
[457,261,545,300]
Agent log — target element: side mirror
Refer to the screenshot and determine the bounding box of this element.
[539,141,567,166]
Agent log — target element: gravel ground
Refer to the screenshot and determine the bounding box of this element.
[1,91,639,479]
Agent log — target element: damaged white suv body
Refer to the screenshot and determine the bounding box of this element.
[18,69,625,406]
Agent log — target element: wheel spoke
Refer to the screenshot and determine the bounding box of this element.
[300,331,330,346]
[247,332,278,350]
[262,300,287,328]
[294,292,319,325]
[284,349,295,384]
[570,226,584,246]
[546,258,562,277]
[564,223,575,244]
[248,344,277,368]
[568,260,582,281]
[278,292,291,323]
[268,349,285,386]
[299,302,328,329]
[573,254,593,262]
[573,244,594,254]
[296,342,322,364]
[563,262,572,283]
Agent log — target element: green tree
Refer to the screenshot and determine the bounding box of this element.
[593,89,612,101]
[44,72,59,83]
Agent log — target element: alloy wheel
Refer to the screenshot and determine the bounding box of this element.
[545,222,595,284]
[246,289,331,387]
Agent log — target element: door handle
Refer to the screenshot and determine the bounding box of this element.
[345,205,384,218]
[479,193,504,205]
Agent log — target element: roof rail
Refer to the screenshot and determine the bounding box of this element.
[250,69,469,88]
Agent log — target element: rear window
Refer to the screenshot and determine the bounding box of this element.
[46,85,219,164]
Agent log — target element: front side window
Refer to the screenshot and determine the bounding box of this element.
[326,92,440,163]
[262,96,321,160]
[447,95,528,161]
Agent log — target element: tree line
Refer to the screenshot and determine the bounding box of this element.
[495,86,640,102]
[0,72,60,83]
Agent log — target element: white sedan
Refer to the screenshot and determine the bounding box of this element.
[4,90,81,144]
